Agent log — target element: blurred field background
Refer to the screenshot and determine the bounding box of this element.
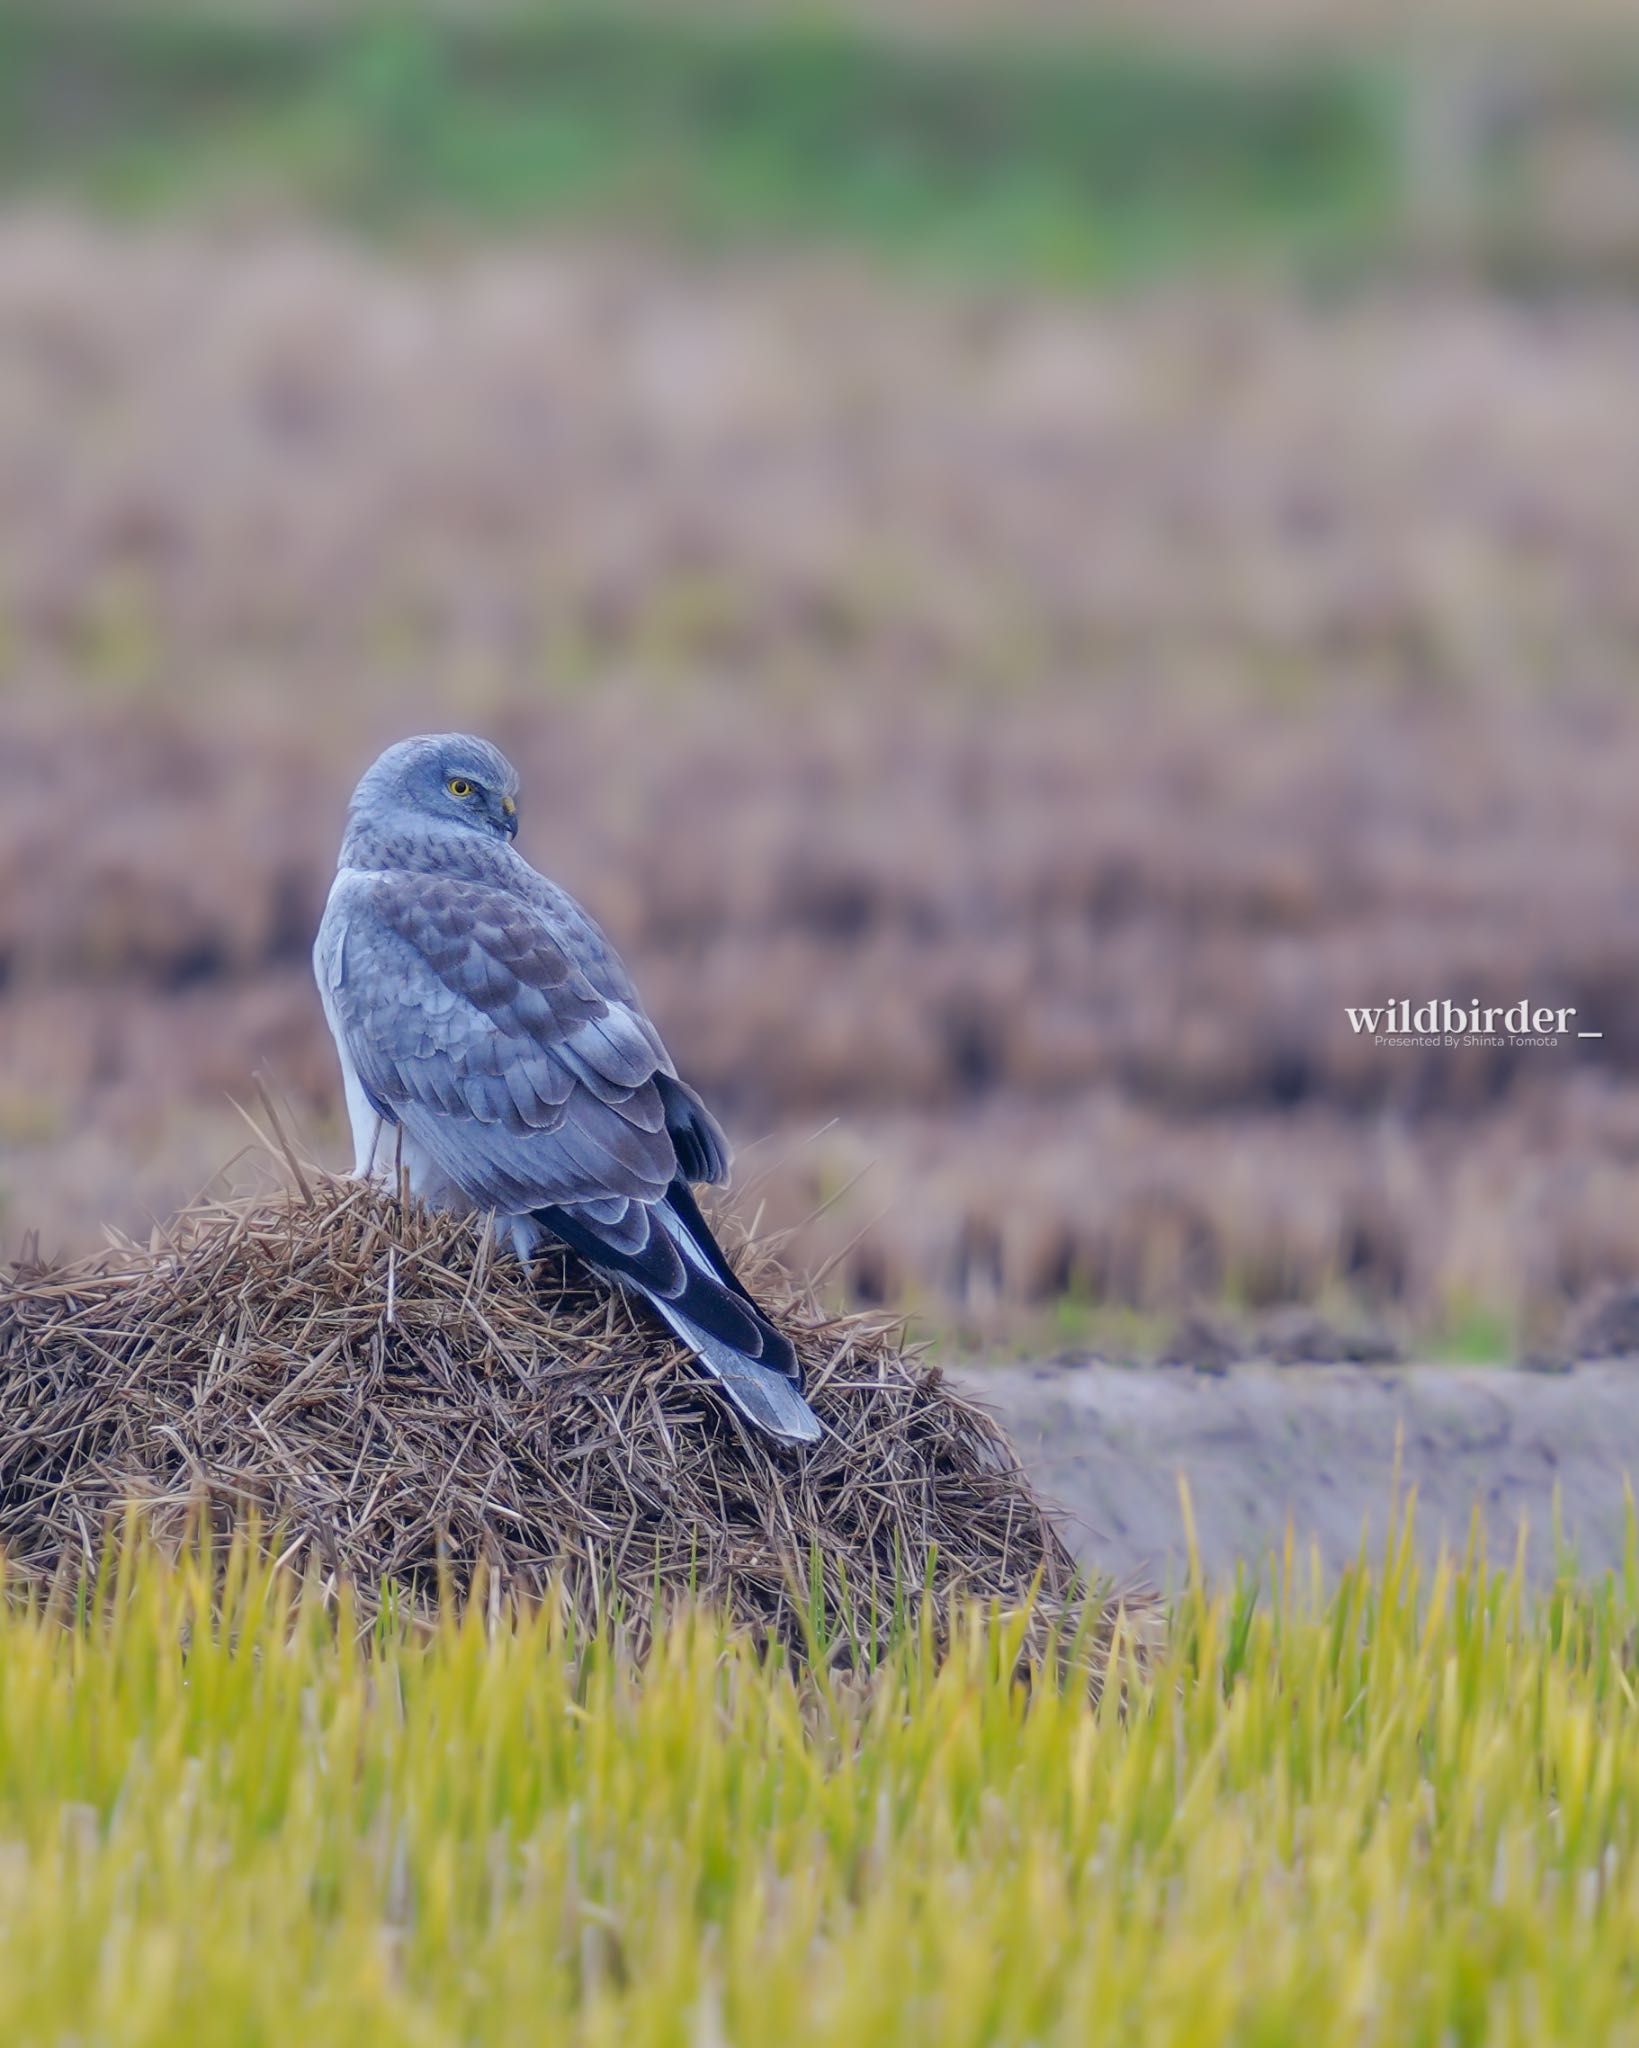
[6,0,1639,1360]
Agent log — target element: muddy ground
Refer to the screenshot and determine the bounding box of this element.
[964,1362,1639,1590]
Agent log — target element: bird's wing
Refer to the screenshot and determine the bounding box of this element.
[507,869,731,1184]
[319,868,727,1210]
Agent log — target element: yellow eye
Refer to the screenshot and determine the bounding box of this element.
[446,777,474,799]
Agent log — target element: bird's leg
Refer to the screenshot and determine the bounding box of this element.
[354,1116,387,1180]
[338,1055,392,1182]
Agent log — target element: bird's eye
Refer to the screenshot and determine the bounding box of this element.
[446,777,474,799]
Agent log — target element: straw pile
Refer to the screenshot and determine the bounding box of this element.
[0,1176,1139,1661]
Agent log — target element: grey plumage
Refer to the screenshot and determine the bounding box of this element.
[314,733,821,1445]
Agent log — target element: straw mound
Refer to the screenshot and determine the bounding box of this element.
[0,1177,1130,1656]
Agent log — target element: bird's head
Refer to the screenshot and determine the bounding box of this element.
[349,733,521,847]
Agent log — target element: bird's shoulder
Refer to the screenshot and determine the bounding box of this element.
[326,856,663,1040]
[496,861,645,1011]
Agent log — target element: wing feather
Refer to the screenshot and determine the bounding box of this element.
[319,869,685,1210]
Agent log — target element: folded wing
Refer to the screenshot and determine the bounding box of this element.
[318,869,816,1441]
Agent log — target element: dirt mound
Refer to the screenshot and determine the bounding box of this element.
[0,1177,1138,1663]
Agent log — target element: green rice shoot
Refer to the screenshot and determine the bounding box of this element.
[3,1501,1639,2045]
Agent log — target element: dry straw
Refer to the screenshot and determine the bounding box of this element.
[0,1174,1148,1670]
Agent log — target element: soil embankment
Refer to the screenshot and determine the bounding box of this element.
[966,1363,1639,1588]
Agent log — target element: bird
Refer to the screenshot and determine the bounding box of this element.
[313,733,822,1445]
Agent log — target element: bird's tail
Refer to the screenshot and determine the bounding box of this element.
[645,1201,822,1444]
[644,1290,823,1443]
[530,1186,823,1447]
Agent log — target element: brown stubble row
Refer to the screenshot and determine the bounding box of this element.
[5,218,1639,1347]
[4,218,1639,705]
[9,680,1639,1348]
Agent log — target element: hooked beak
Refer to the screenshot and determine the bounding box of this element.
[500,794,518,839]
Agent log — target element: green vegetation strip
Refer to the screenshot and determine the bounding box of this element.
[0,6,1400,285]
[6,1521,1639,2042]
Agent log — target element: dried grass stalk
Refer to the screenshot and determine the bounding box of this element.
[0,1178,1150,1671]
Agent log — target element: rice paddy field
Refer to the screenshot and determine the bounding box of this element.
[0,1527,1634,2047]
[8,10,1639,2037]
